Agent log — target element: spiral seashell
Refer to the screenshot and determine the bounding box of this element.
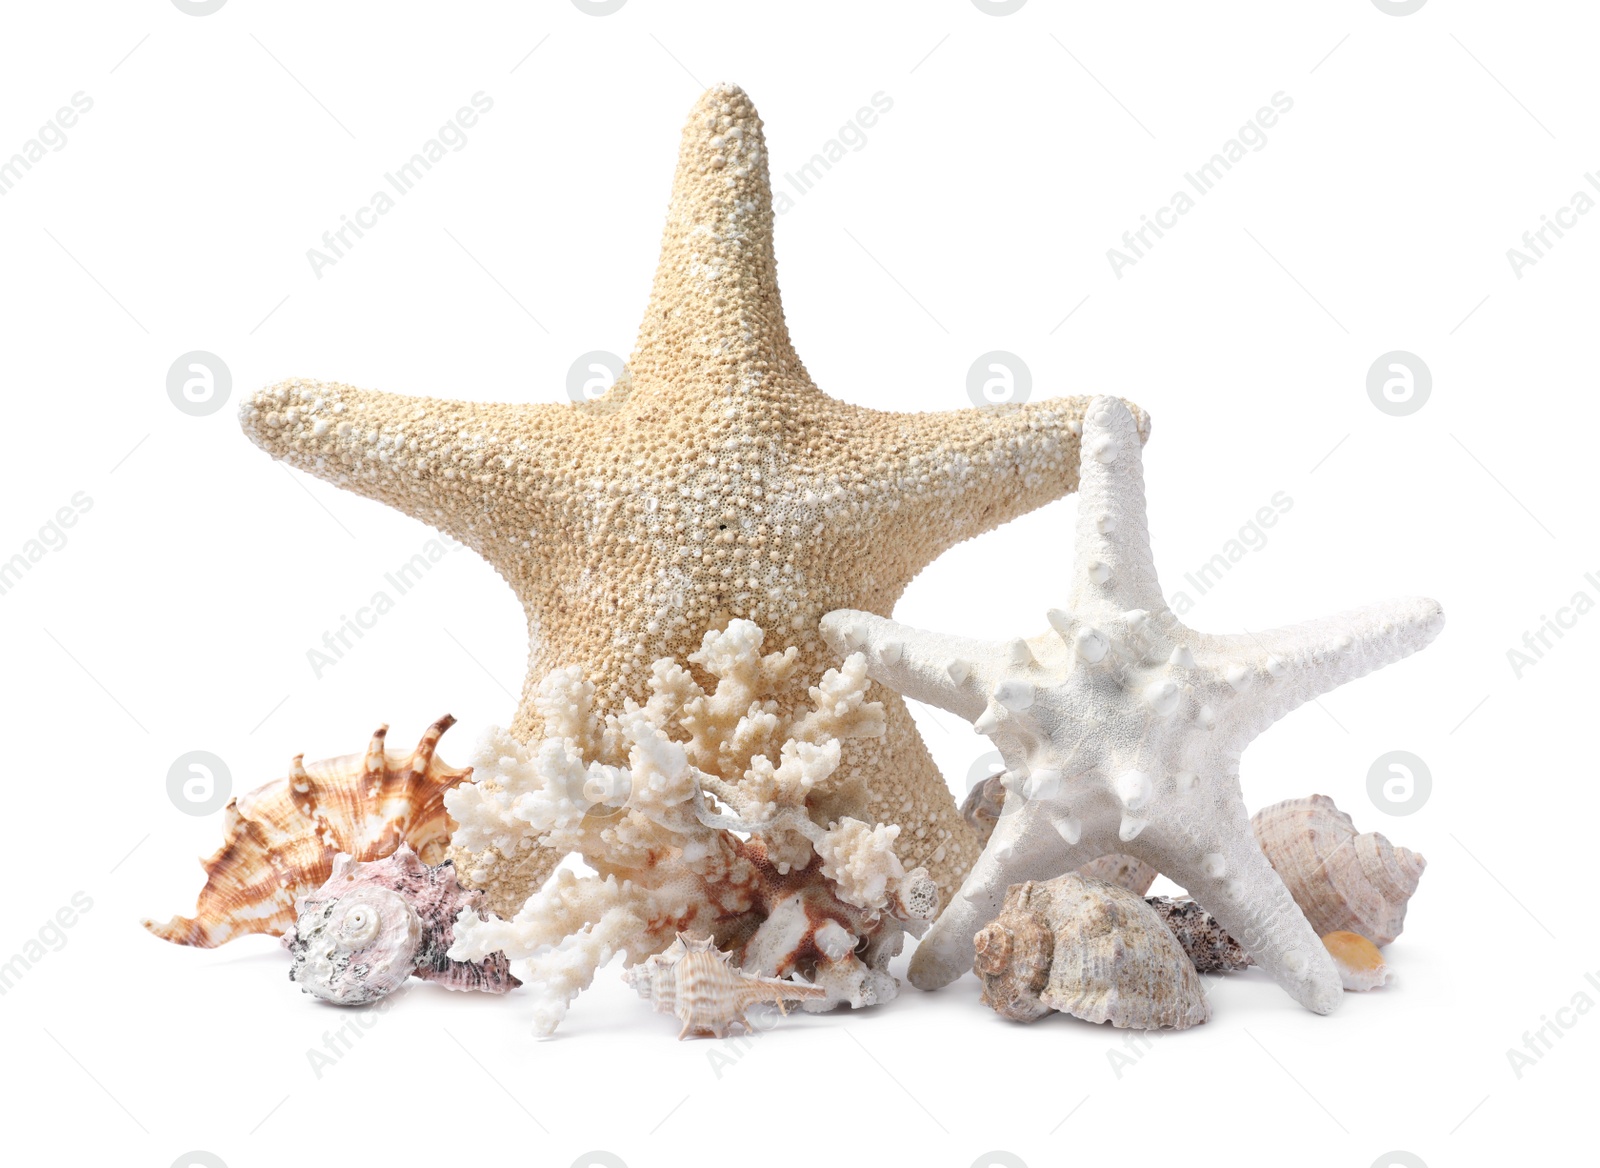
[144,717,470,948]
[288,880,421,1004]
[623,934,827,1039]
[973,908,1054,1022]
[285,844,518,1003]
[974,874,1210,1030]
[1252,794,1425,946]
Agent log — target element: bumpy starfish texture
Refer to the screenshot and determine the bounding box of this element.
[822,397,1443,1014]
[239,84,1148,901]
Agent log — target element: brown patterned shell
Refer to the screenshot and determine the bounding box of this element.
[1145,896,1255,973]
[974,906,1054,1022]
[974,874,1210,1030]
[1252,794,1425,947]
[144,716,470,948]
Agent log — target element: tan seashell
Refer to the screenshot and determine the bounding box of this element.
[1252,794,1424,946]
[623,933,827,1039]
[973,908,1054,1022]
[144,717,470,948]
[974,874,1210,1030]
[1323,930,1389,992]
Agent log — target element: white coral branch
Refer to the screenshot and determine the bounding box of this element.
[817,819,907,911]
[793,653,887,744]
[450,871,650,1037]
[446,619,930,1035]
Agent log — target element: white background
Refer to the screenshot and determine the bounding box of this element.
[1,2,1592,1166]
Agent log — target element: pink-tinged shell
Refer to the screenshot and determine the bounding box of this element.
[286,873,419,1004]
[960,773,1007,844]
[974,874,1210,1030]
[1323,930,1390,992]
[1078,854,1159,896]
[285,844,519,1004]
[143,717,471,948]
[623,933,826,1039]
[1252,794,1425,947]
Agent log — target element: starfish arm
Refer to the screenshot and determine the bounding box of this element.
[1203,596,1445,748]
[906,797,1094,990]
[819,609,1003,723]
[240,379,577,549]
[865,396,1151,578]
[1148,811,1343,1015]
[1067,396,1169,617]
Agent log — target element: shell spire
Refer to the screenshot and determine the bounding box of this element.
[364,725,389,784]
[625,84,806,406]
[974,874,1211,1030]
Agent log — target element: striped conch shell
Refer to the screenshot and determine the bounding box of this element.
[623,934,827,1039]
[1252,794,1424,947]
[974,873,1210,1030]
[144,716,470,948]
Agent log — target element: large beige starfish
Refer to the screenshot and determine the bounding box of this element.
[240,84,1147,907]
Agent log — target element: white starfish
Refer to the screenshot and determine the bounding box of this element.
[821,397,1443,1014]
